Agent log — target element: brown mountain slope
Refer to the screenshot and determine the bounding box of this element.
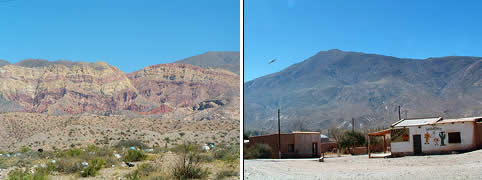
[0,59,239,116]
[0,54,240,151]
[244,50,482,132]
[174,51,240,75]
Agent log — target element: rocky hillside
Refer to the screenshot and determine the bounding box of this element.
[174,51,240,75]
[0,53,240,151]
[0,58,239,117]
[0,112,239,151]
[244,49,482,132]
[0,60,9,67]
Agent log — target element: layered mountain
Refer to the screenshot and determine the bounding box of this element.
[0,53,239,117]
[174,51,240,75]
[244,49,482,132]
[0,59,9,66]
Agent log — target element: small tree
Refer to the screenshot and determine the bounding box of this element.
[171,143,209,179]
[328,128,345,156]
[339,131,366,154]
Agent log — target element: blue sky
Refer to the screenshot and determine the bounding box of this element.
[245,0,482,81]
[0,0,239,73]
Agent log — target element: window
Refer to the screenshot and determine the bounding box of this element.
[288,144,294,152]
[448,132,461,143]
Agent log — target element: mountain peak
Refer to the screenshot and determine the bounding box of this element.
[174,51,240,75]
[0,59,9,67]
[327,49,343,52]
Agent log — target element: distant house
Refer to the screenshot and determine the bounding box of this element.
[377,117,482,157]
[247,131,321,158]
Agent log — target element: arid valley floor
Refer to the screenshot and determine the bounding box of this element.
[244,150,482,180]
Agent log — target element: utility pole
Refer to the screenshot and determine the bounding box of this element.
[398,105,401,120]
[352,118,355,132]
[278,108,281,159]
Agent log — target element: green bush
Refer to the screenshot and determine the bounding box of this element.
[213,144,239,162]
[339,131,366,149]
[80,158,105,177]
[216,169,239,179]
[123,149,147,162]
[61,148,82,157]
[55,159,83,174]
[7,168,48,180]
[137,163,156,177]
[20,146,31,153]
[125,163,157,179]
[245,144,272,159]
[124,170,140,180]
[171,143,210,179]
[170,143,201,154]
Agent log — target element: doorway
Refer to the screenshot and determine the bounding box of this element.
[413,134,422,155]
[312,143,318,157]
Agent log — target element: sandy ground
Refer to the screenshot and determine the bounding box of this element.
[244,150,482,180]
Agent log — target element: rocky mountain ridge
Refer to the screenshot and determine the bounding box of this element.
[244,49,482,132]
[0,53,239,117]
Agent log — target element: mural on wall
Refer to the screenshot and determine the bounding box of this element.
[391,128,409,142]
[424,126,446,147]
[439,132,446,146]
[424,132,430,144]
[433,137,439,146]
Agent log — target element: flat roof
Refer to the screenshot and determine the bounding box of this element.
[292,131,320,134]
[437,117,482,124]
[368,129,391,136]
[392,117,442,127]
[249,131,320,138]
[391,116,482,127]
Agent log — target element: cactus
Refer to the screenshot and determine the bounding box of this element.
[439,132,446,146]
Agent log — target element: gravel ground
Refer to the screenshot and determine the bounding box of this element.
[244,150,482,180]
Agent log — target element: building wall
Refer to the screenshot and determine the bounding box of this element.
[392,122,475,155]
[475,122,482,148]
[247,134,295,159]
[294,133,321,158]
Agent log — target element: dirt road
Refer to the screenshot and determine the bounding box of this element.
[244,150,482,180]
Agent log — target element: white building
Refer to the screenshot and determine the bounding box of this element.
[390,117,482,156]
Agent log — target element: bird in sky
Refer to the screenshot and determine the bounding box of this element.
[268,59,276,64]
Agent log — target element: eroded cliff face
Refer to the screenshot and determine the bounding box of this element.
[0,62,239,115]
[128,63,239,115]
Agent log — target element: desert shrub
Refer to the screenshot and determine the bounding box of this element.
[339,131,366,149]
[245,144,272,159]
[35,162,56,175]
[216,169,239,179]
[152,146,165,154]
[104,155,120,167]
[125,163,157,179]
[55,159,83,174]
[115,139,148,149]
[7,168,48,180]
[0,157,7,169]
[123,149,147,162]
[170,143,201,154]
[213,144,239,162]
[61,148,83,157]
[124,170,140,180]
[86,144,99,152]
[198,153,214,163]
[137,163,156,177]
[148,176,168,180]
[171,143,210,179]
[14,159,32,168]
[20,146,31,153]
[80,158,105,177]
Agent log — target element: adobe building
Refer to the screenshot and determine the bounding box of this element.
[369,116,482,157]
[247,131,321,158]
